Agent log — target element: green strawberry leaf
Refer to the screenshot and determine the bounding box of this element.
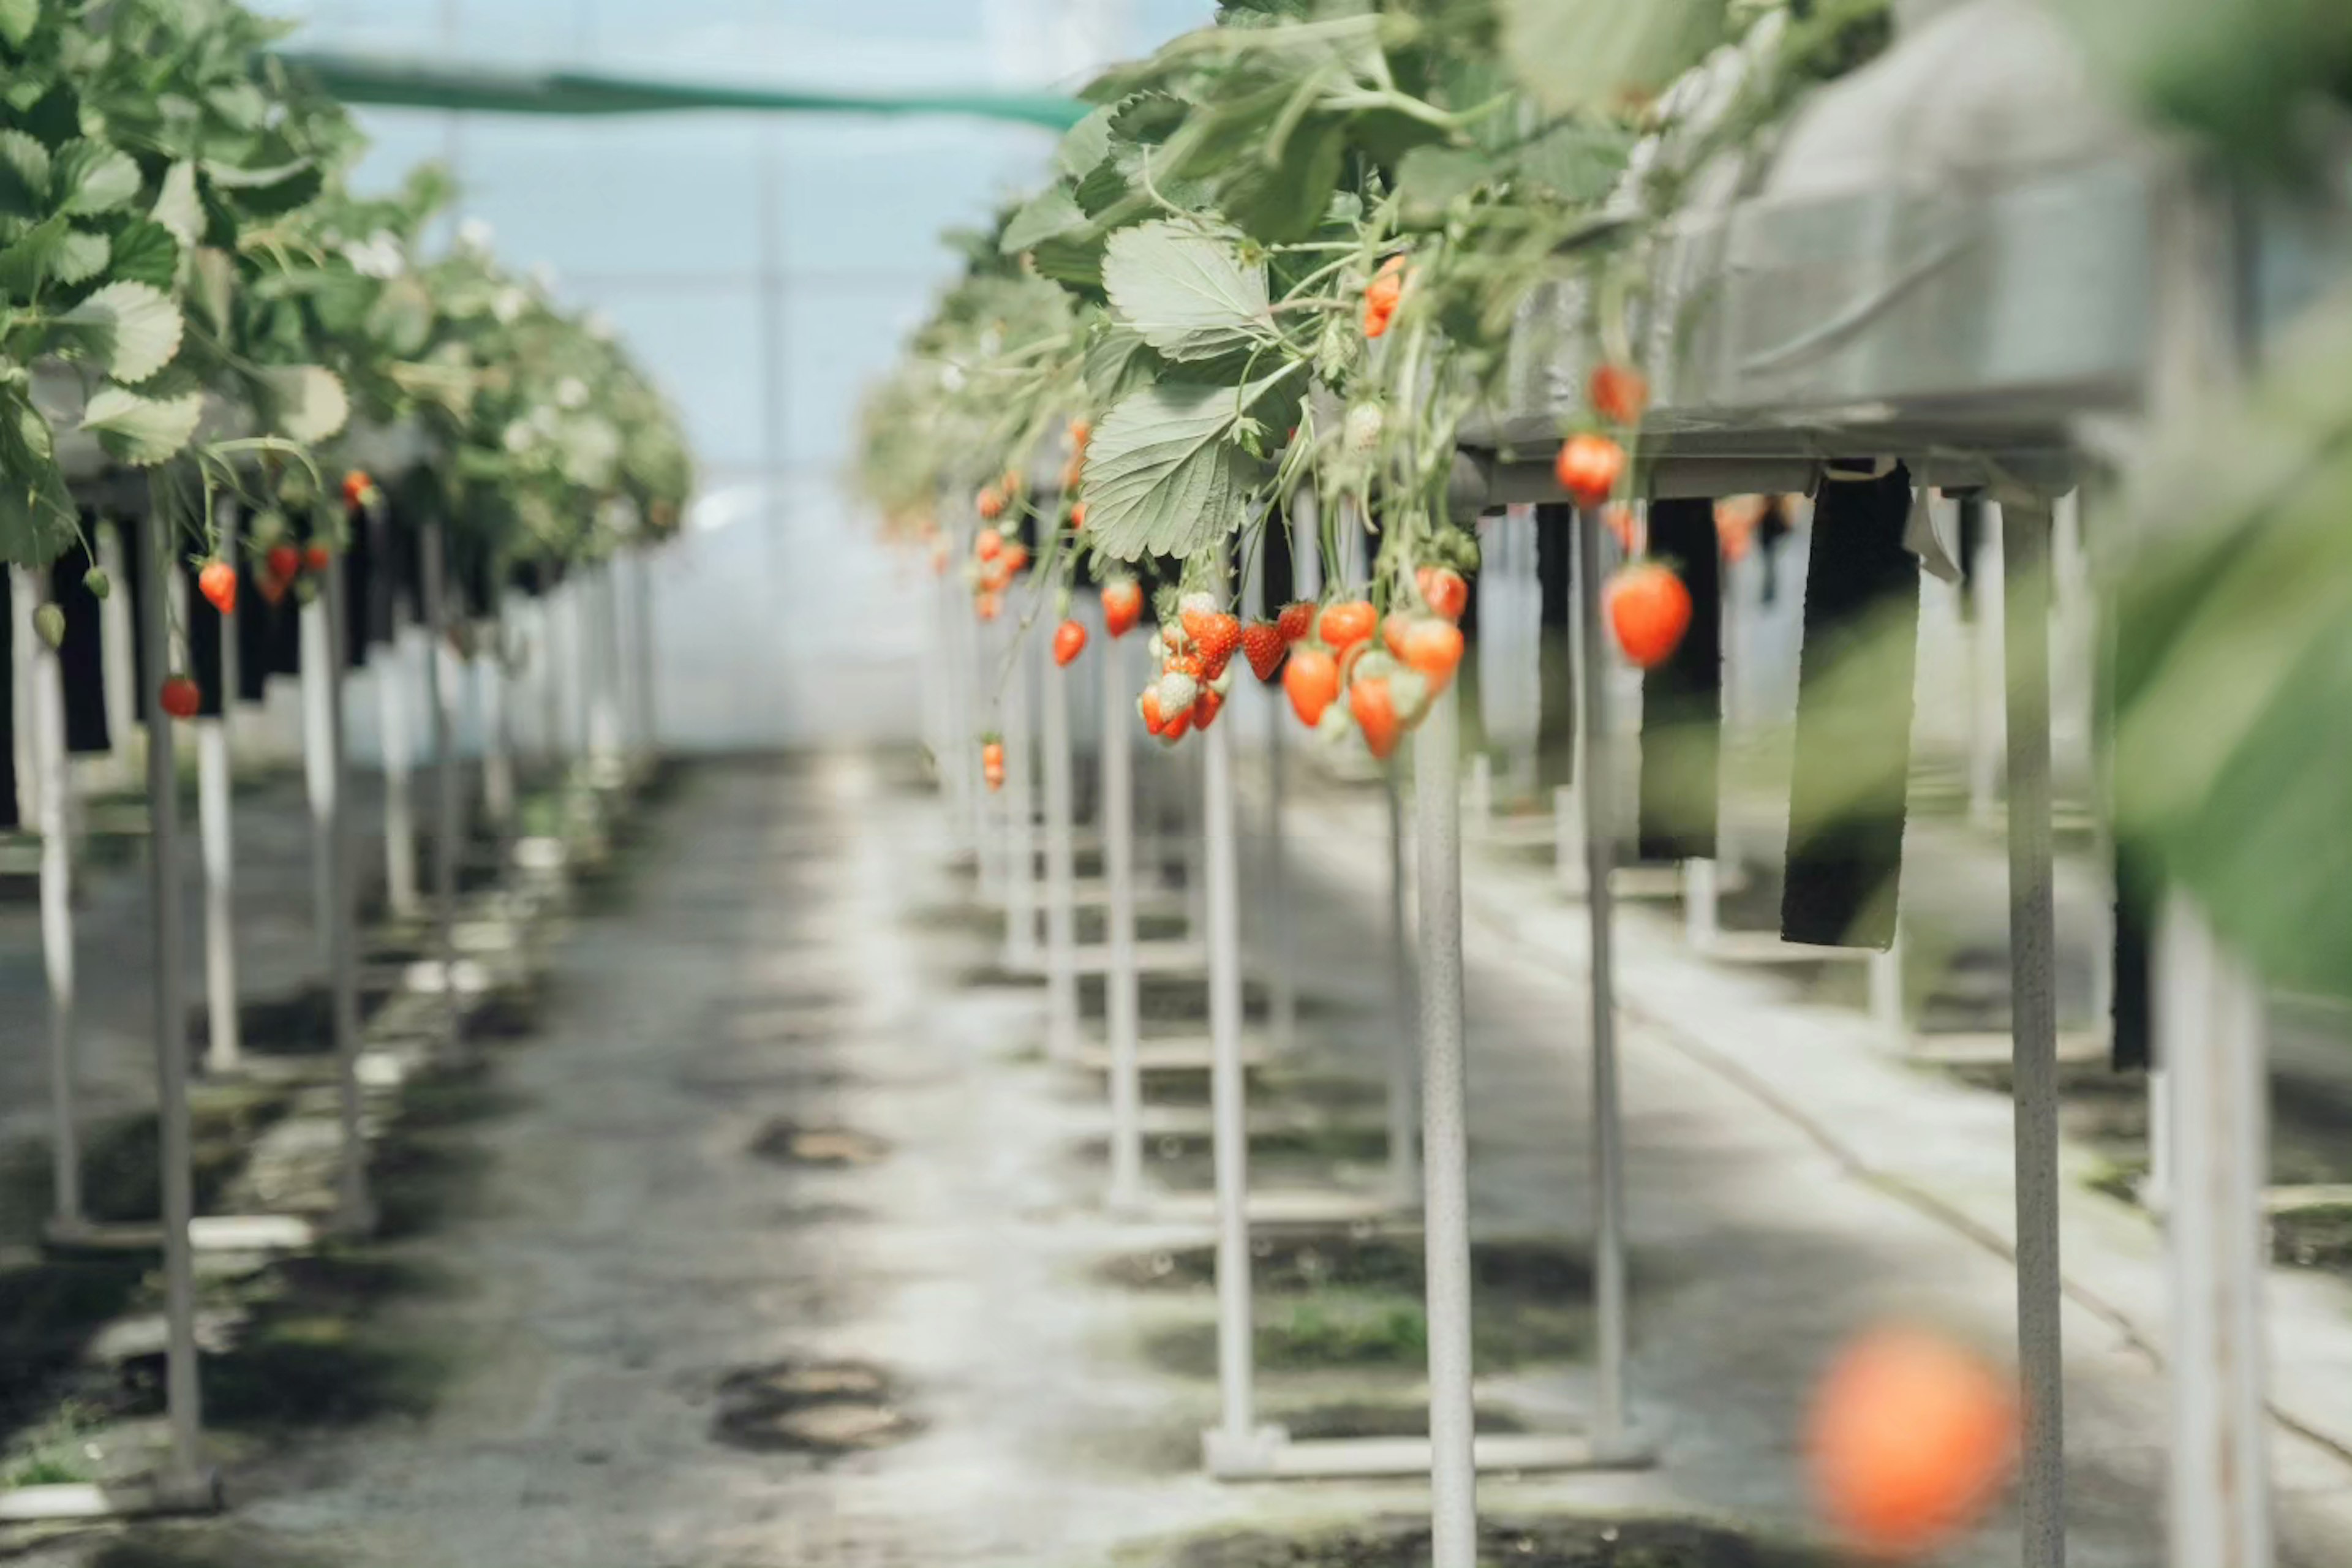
[80,383,205,467]
[55,280,184,383]
[51,139,140,216]
[1080,379,1264,560]
[1101,220,1276,363]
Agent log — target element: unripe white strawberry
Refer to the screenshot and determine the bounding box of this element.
[1158,669,1199,715]
[1344,402,1385,454]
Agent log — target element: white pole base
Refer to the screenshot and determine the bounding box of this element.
[1204,1425,1656,1481]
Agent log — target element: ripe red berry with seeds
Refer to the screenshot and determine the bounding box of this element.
[159,675,201,720]
[1276,601,1314,643]
[1101,578,1142,639]
[1556,434,1626,510]
[1240,622,1287,682]
[197,560,236,615]
[1588,363,1649,426]
[1416,565,1468,622]
[1052,619,1087,667]
[1283,645,1340,727]
[1607,560,1692,669]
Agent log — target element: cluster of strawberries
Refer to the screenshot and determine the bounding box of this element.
[969,526,1031,622]
[1551,364,1696,673]
[1135,591,1251,744]
[1278,567,1467,760]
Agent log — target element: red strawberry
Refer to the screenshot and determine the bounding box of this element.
[1191,688,1224,731]
[1608,561,1692,669]
[1138,688,1166,736]
[303,543,333,573]
[1398,617,1465,693]
[1349,672,1403,760]
[1556,433,1626,510]
[1283,646,1340,728]
[1318,600,1377,651]
[1000,542,1031,575]
[1382,611,1411,660]
[266,543,300,582]
[1101,578,1142,639]
[974,527,1004,561]
[1276,601,1314,643]
[1186,609,1242,679]
[1159,702,1193,742]
[1588,363,1649,426]
[977,486,1006,522]
[341,470,375,508]
[1417,565,1469,622]
[197,560,236,615]
[159,674,201,720]
[1240,622,1287,682]
[1052,619,1088,667]
[1069,500,1087,532]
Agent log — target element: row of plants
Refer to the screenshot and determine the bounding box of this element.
[861,0,2352,998]
[0,0,692,681]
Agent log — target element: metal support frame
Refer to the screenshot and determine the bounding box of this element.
[2001,497,2066,1568]
[1101,627,1146,1212]
[1415,688,1478,1567]
[1003,629,1039,971]
[1041,628,1080,1062]
[1575,502,1634,1453]
[322,547,373,1235]
[481,617,516,837]
[379,607,421,923]
[1385,776,1420,1210]
[631,543,659,760]
[301,589,337,970]
[1199,679,1277,1472]
[587,560,624,773]
[2157,894,2271,1568]
[197,504,241,1075]
[27,569,82,1229]
[139,508,209,1501]
[421,520,463,1048]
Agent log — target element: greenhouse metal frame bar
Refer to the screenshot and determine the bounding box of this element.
[422,518,463,1048]
[2002,496,2065,1568]
[1041,625,1080,1062]
[380,596,421,922]
[197,502,241,1074]
[141,508,209,1503]
[323,547,375,1236]
[303,583,338,970]
[30,568,82,1230]
[1100,625,1146,1212]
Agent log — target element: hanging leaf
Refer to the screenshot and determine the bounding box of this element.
[1395,145,1493,225]
[1221,112,1349,243]
[80,384,205,467]
[258,364,350,444]
[0,390,74,567]
[1054,104,1118,181]
[0,215,92,295]
[1101,221,1276,363]
[1512,120,1636,204]
[1083,323,1158,406]
[1001,187,1090,255]
[1079,379,1259,560]
[151,160,202,246]
[366,273,434,356]
[51,140,141,217]
[1498,0,1728,115]
[0,129,51,220]
[55,281,185,383]
[0,0,38,51]
[108,220,181,291]
[51,226,107,285]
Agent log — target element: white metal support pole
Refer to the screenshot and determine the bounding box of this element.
[481,635,514,834]
[1042,633,1079,1060]
[197,505,240,1075]
[632,544,658,761]
[588,561,623,775]
[974,609,1003,899]
[2158,894,2272,1568]
[1575,505,1631,1449]
[1385,775,1420,1209]
[1102,629,1145,1211]
[321,546,372,1235]
[140,510,206,1499]
[99,523,135,782]
[12,567,36,825]
[27,570,81,1227]
[2002,497,2066,1568]
[301,585,336,969]
[1004,634,1039,970]
[1415,687,1477,1568]
[379,595,421,922]
[421,521,461,1047]
[1202,667,1262,1466]
[1869,937,1907,1048]
[1264,491,1305,1057]
[1969,513,2004,832]
[1183,739,1207,938]
[1682,856,1718,948]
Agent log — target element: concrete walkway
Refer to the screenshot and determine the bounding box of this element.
[23,748,2350,1567]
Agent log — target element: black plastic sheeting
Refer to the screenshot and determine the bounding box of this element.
[52,533,111,753]
[1780,466,1921,950]
[1636,497,1722,863]
[1534,503,1580,790]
